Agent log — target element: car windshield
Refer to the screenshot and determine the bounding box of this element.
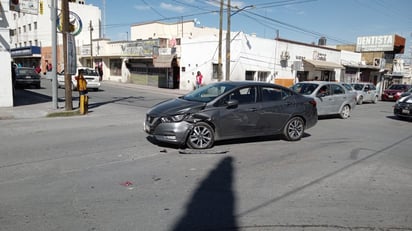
[291,83,319,95]
[17,68,37,75]
[182,82,237,103]
[80,68,99,76]
[388,85,406,90]
[351,84,364,91]
[342,83,353,91]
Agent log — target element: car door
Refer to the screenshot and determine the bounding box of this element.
[217,86,260,139]
[257,86,293,134]
[314,84,334,115]
[365,84,376,101]
[330,84,347,113]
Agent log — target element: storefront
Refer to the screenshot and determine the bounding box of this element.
[10,46,41,68]
[302,59,344,81]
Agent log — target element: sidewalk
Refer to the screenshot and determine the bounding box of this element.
[0,81,190,120]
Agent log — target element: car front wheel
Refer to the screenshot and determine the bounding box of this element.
[340,105,351,119]
[186,122,214,149]
[357,96,363,105]
[372,96,378,104]
[283,117,304,141]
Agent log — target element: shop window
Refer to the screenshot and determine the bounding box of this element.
[212,63,218,79]
[109,59,122,76]
[245,71,255,81]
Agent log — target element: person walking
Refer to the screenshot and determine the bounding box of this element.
[196,71,203,89]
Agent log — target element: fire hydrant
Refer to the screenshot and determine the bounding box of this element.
[76,70,88,115]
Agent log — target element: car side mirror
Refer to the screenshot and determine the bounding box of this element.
[226,99,239,109]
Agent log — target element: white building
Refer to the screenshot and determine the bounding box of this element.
[9,0,101,71]
[0,1,13,107]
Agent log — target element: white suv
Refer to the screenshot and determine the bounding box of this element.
[58,67,101,91]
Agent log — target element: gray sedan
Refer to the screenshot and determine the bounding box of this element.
[291,81,357,119]
[144,81,318,149]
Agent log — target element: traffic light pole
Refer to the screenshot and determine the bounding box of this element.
[51,0,58,109]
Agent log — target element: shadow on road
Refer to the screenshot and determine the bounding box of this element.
[13,88,52,106]
[171,156,238,231]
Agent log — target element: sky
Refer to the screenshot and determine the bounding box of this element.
[86,0,412,57]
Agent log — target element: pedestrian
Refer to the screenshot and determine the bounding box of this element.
[34,63,41,74]
[195,71,203,89]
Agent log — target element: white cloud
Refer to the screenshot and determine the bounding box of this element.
[160,2,185,13]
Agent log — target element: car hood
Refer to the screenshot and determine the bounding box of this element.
[147,97,206,116]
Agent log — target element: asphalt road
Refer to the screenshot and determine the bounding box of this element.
[0,80,411,231]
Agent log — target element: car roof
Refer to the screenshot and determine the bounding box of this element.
[214,81,287,88]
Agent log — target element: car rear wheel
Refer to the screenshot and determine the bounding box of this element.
[340,105,351,119]
[186,122,214,149]
[283,117,304,141]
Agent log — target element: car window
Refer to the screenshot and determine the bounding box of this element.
[369,85,376,90]
[351,84,363,91]
[291,83,318,95]
[228,86,257,104]
[261,87,290,102]
[317,85,330,96]
[183,82,236,103]
[331,84,345,95]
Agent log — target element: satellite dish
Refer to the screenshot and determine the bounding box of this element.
[194,18,201,25]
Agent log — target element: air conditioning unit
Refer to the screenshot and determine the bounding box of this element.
[373,58,381,67]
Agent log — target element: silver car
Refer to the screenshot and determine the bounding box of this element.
[350,82,379,104]
[291,81,357,119]
[144,81,318,149]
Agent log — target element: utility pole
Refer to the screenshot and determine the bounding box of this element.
[225,0,231,81]
[225,4,254,81]
[217,0,223,81]
[62,0,73,110]
[89,20,93,68]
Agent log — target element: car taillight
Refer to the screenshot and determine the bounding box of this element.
[309,100,316,107]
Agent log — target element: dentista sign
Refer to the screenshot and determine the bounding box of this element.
[355,35,394,52]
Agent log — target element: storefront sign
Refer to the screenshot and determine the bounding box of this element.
[313,51,326,61]
[355,35,394,52]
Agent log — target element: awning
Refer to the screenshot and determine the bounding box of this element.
[153,54,175,68]
[303,59,344,70]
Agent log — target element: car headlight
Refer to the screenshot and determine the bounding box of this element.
[160,114,187,123]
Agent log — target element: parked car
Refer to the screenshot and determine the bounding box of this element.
[144,81,318,149]
[381,84,412,101]
[400,88,412,98]
[58,67,101,91]
[350,82,379,104]
[393,94,412,120]
[290,81,357,119]
[14,67,41,89]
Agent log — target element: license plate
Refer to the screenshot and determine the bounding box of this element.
[25,76,32,79]
[388,95,393,98]
[402,109,410,114]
